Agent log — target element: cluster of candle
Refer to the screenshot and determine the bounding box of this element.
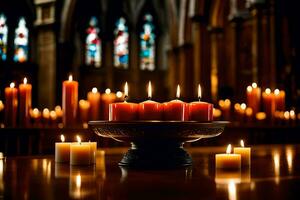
[109,82,213,121]
[55,135,97,165]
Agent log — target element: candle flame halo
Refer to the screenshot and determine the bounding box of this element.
[274,89,280,95]
[240,103,246,110]
[10,82,15,88]
[23,77,27,84]
[116,91,123,98]
[247,86,252,92]
[265,88,271,94]
[148,81,152,99]
[176,84,181,99]
[60,134,65,142]
[252,82,257,88]
[92,87,98,93]
[68,75,73,81]
[226,144,232,154]
[76,135,81,144]
[240,140,244,147]
[105,88,111,94]
[198,84,202,100]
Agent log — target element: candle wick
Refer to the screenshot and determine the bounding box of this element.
[198,97,201,102]
[124,95,128,102]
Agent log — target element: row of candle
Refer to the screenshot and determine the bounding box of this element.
[109,82,214,121]
[55,135,97,165]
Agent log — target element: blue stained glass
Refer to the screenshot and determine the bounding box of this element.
[0,13,8,61]
[140,14,155,71]
[114,17,129,69]
[14,18,29,63]
[86,17,101,67]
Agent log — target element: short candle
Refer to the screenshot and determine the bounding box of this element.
[233,140,251,166]
[55,135,71,163]
[215,144,241,170]
[70,136,91,165]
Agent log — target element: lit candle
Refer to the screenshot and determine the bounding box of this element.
[62,75,78,127]
[109,82,138,121]
[189,84,213,122]
[256,112,266,122]
[138,81,163,120]
[30,108,41,127]
[274,89,285,111]
[19,77,32,127]
[70,136,91,165]
[233,140,251,166]
[4,82,18,127]
[262,88,275,120]
[87,87,101,120]
[78,100,90,124]
[101,88,116,120]
[218,99,231,120]
[42,108,50,126]
[55,134,71,163]
[163,85,189,121]
[215,144,241,170]
[49,110,57,126]
[55,105,63,124]
[82,141,97,164]
[246,83,261,114]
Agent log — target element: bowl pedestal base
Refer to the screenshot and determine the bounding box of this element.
[119,141,192,169]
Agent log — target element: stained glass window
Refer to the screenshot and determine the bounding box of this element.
[114,17,129,69]
[140,14,155,71]
[86,17,101,67]
[14,17,29,63]
[0,14,8,61]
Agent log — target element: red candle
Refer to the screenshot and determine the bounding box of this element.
[101,88,116,120]
[109,82,138,121]
[62,75,78,127]
[274,89,285,111]
[138,81,163,120]
[163,85,189,121]
[5,82,18,127]
[189,84,213,122]
[19,77,32,127]
[246,83,261,114]
[262,88,275,120]
[87,87,101,120]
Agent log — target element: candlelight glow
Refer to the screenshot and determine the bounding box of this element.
[105,88,111,94]
[76,174,81,188]
[198,84,202,100]
[228,181,237,200]
[0,101,4,111]
[92,87,98,93]
[213,108,222,118]
[148,81,152,98]
[43,108,50,118]
[226,144,232,154]
[252,82,257,88]
[116,91,123,98]
[23,77,27,84]
[286,148,293,174]
[245,107,253,117]
[124,82,128,98]
[240,140,244,147]
[176,84,180,99]
[247,86,252,92]
[256,112,266,120]
[50,110,57,120]
[290,110,295,119]
[274,89,280,95]
[234,103,240,111]
[76,135,81,144]
[10,82,15,88]
[265,88,271,94]
[68,75,73,81]
[60,134,65,142]
[240,103,246,110]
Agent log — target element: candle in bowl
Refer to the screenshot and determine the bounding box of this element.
[233,140,251,166]
[55,135,71,163]
[19,77,32,127]
[109,82,138,121]
[62,75,78,127]
[4,82,18,127]
[163,85,189,121]
[138,81,163,120]
[101,88,116,120]
[70,136,91,165]
[87,87,101,120]
[215,144,241,170]
[189,84,213,122]
[274,89,285,111]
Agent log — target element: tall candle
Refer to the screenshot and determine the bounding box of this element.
[62,75,78,127]
[87,87,101,120]
[262,88,275,120]
[70,136,91,165]
[189,84,213,122]
[233,140,251,166]
[138,81,163,120]
[101,88,116,120]
[215,144,241,170]
[78,100,90,124]
[163,85,189,121]
[109,82,138,121]
[55,135,71,163]
[5,82,18,127]
[246,83,261,114]
[274,89,285,111]
[19,77,32,127]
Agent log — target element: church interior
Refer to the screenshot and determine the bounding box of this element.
[1,0,300,199]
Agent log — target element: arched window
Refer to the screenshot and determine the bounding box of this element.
[0,13,8,61]
[86,17,101,67]
[140,14,155,71]
[114,17,129,69]
[14,17,29,63]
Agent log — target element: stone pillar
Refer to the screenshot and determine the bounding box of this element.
[34,0,56,108]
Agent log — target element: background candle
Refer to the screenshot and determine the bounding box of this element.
[0,100,4,126]
[42,108,50,126]
[70,136,91,165]
[262,88,275,120]
[82,141,97,164]
[109,82,138,121]
[163,85,189,121]
[87,87,101,120]
[101,88,116,120]
[218,99,231,120]
[30,108,41,127]
[274,89,285,111]
[138,81,163,120]
[19,77,32,127]
[78,100,90,124]
[55,135,71,163]
[246,83,261,115]
[233,140,251,166]
[5,82,18,127]
[62,75,78,127]
[215,144,241,170]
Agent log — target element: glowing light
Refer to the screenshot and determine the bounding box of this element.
[198,84,202,100]
[105,88,111,94]
[76,135,81,144]
[10,82,15,88]
[251,82,257,88]
[226,144,232,154]
[273,151,280,184]
[76,174,81,188]
[60,134,65,142]
[247,86,252,92]
[240,103,246,110]
[92,87,98,93]
[274,89,280,95]
[265,88,271,94]
[124,82,128,98]
[116,91,123,98]
[284,111,289,120]
[228,181,237,200]
[240,140,244,147]
[148,81,152,98]
[176,85,180,99]
[286,148,293,174]
[68,75,73,81]
[23,77,27,84]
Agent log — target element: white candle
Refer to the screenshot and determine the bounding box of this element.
[55,135,71,163]
[70,136,91,165]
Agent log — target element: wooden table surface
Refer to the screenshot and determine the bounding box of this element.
[1,145,300,200]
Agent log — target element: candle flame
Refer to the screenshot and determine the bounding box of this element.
[68,75,73,81]
[148,81,152,99]
[240,140,244,147]
[105,88,111,94]
[10,82,15,88]
[240,103,246,110]
[274,89,280,96]
[23,77,27,84]
[265,88,271,94]
[76,135,81,144]
[226,144,232,154]
[116,91,123,98]
[198,84,202,100]
[60,134,65,142]
[252,82,257,88]
[247,86,252,92]
[76,174,81,188]
[124,82,128,98]
[176,84,180,99]
[92,87,98,93]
